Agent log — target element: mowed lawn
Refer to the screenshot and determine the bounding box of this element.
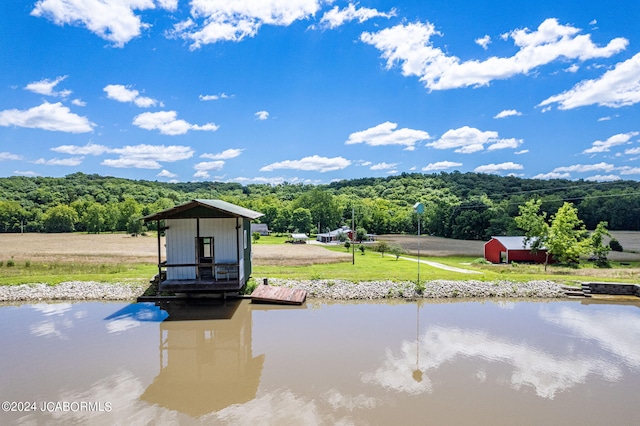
[1,232,640,285]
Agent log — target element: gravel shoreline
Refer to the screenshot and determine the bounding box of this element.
[0,279,567,302]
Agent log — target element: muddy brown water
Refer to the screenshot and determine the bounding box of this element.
[1,298,639,425]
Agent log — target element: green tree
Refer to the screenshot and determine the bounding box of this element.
[43,205,79,233]
[82,203,105,233]
[590,221,611,268]
[390,244,407,260]
[373,240,390,257]
[356,227,367,242]
[291,207,312,234]
[252,231,261,243]
[0,201,26,232]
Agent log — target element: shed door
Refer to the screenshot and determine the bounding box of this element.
[197,237,214,279]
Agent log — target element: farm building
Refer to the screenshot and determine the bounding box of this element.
[484,236,554,264]
[251,223,270,236]
[143,199,264,293]
[317,226,352,243]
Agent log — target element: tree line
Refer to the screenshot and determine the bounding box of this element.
[1,172,639,239]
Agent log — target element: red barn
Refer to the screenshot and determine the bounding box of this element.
[484,236,553,264]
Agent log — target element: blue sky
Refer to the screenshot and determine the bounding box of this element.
[1,0,639,185]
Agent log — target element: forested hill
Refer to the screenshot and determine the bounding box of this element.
[1,172,639,239]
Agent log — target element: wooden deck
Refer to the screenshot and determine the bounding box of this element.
[159,279,242,292]
[250,284,307,305]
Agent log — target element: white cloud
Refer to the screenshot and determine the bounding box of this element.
[199,93,230,101]
[71,99,86,107]
[193,160,226,179]
[514,149,529,154]
[583,131,638,154]
[475,35,491,50]
[34,157,84,166]
[200,149,244,160]
[422,161,462,172]
[318,3,396,30]
[261,155,351,173]
[13,170,40,177]
[52,142,110,155]
[255,110,269,120]
[625,147,640,155]
[361,18,628,91]
[564,64,580,73]
[101,144,194,169]
[346,122,430,151]
[31,0,177,47]
[0,102,94,133]
[370,162,398,171]
[427,126,520,153]
[0,152,23,161]
[170,0,322,48]
[157,169,177,178]
[539,52,640,109]
[553,162,616,173]
[104,84,158,108]
[585,174,621,182]
[132,111,219,135]
[619,166,640,175]
[474,162,523,173]
[532,172,571,180]
[494,109,522,119]
[24,75,71,97]
[101,158,162,169]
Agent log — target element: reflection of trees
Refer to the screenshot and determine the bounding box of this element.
[140,300,264,417]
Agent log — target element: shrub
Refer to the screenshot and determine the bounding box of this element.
[344,240,351,251]
[472,257,490,264]
[389,245,406,260]
[25,260,31,268]
[7,257,15,267]
[358,245,366,255]
[243,279,258,295]
[609,239,623,252]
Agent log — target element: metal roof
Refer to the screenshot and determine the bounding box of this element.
[488,236,545,251]
[143,199,264,222]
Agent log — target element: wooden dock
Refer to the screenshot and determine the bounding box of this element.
[250,283,307,305]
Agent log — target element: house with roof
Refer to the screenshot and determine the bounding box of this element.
[484,236,555,264]
[143,199,263,293]
[250,223,270,236]
[316,226,352,243]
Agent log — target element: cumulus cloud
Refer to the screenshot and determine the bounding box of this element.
[104,84,159,108]
[370,162,398,171]
[422,161,462,171]
[361,18,627,91]
[170,0,322,48]
[200,149,244,160]
[539,53,640,109]
[133,111,219,135]
[157,169,177,178]
[0,152,23,161]
[255,110,269,120]
[71,99,86,107]
[0,102,94,133]
[531,172,571,180]
[24,75,71,97]
[346,122,431,151]
[193,160,226,179]
[52,142,110,155]
[474,162,523,174]
[199,93,230,101]
[475,35,491,50]
[552,162,616,173]
[97,144,194,169]
[318,3,396,30]
[494,109,522,119]
[585,174,621,182]
[31,0,177,47]
[583,131,638,154]
[427,126,522,153]
[34,157,84,166]
[261,155,351,173]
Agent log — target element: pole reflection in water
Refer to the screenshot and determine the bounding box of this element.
[140,300,265,417]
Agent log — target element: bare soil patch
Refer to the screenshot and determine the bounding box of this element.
[377,234,485,257]
[0,233,350,267]
[252,243,351,266]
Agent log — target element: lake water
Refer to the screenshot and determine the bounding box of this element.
[1,297,639,425]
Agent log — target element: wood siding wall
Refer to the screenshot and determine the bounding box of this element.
[165,218,245,282]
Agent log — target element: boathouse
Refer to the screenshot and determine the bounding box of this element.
[143,199,263,293]
[484,236,554,264]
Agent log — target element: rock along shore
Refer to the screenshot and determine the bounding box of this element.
[0,279,567,302]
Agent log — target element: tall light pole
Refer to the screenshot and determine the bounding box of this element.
[413,202,424,284]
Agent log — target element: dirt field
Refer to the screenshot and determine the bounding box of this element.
[0,233,351,266]
[1,231,638,267]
